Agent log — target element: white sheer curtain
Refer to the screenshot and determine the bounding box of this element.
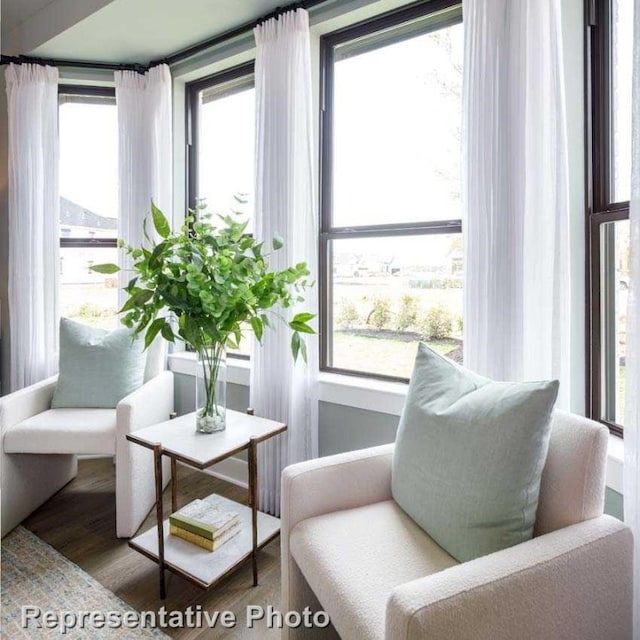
[5,64,60,391]
[624,1,640,636]
[462,0,570,407]
[115,64,172,300]
[251,8,318,516]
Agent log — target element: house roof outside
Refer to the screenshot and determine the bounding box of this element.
[60,197,117,231]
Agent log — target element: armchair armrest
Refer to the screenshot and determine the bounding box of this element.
[116,370,174,435]
[115,371,174,538]
[386,515,633,640]
[281,443,394,625]
[282,443,394,537]
[0,376,57,433]
[0,376,77,537]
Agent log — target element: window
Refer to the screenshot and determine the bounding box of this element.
[58,87,119,329]
[320,2,463,381]
[587,0,634,435]
[187,64,256,357]
[187,64,255,229]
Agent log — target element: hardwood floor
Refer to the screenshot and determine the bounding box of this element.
[22,458,282,639]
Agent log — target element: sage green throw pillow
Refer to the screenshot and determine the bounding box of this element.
[392,343,558,563]
[52,318,147,409]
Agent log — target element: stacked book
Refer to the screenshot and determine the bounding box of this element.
[169,495,240,552]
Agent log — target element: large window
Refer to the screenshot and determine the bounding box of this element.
[187,64,255,356]
[58,87,119,329]
[320,2,463,380]
[587,0,634,435]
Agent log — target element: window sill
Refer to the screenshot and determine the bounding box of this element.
[169,350,251,386]
[167,352,624,494]
[168,351,407,415]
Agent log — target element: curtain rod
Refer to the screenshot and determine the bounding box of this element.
[0,0,331,74]
[149,0,328,67]
[0,54,147,74]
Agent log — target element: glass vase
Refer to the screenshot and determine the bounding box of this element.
[195,344,227,433]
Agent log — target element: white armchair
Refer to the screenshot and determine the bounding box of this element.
[0,343,173,538]
[281,411,633,640]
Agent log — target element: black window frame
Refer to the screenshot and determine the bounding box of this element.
[185,62,256,360]
[319,0,463,383]
[58,85,118,251]
[585,0,631,437]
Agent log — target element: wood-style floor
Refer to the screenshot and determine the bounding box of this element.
[22,458,282,639]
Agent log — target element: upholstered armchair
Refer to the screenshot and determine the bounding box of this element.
[281,411,633,640]
[0,341,173,538]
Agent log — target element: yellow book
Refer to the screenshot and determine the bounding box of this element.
[169,495,239,540]
[170,522,240,551]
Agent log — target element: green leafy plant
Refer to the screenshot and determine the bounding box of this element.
[337,299,360,330]
[92,202,314,356]
[92,202,315,431]
[421,304,454,341]
[368,297,392,330]
[396,294,418,332]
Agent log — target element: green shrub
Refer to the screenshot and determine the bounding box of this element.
[397,294,418,331]
[77,303,110,318]
[369,297,392,330]
[421,305,454,340]
[408,277,463,290]
[337,300,360,329]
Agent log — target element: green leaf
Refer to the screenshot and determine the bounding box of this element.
[134,289,154,305]
[161,323,175,342]
[90,263,120,274]
[151,202,171,239]
[144,318,166,349]
[142,217,151,243]
[289,321,315,335]
[291,331,301,361]
[250,316,263,342]
[300,338,308,363]
[272,233,284,250]
[292,312,315,324]
[125,277,138,293]
[149,241,167,267]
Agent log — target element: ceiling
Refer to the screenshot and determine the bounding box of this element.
[2,0,56,32]
[8,0,287,63]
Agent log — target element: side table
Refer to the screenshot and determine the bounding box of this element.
[126,409,286,598]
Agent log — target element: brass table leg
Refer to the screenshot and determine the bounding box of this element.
[170,458,177,514]
[248,436,258,587]
[154,443,166,599]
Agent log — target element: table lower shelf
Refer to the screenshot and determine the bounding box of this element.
[129,497,281,589]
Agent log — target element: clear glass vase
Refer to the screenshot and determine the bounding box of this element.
[195,344,227,433]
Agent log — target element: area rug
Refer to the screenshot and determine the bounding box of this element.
[1,527,168,639]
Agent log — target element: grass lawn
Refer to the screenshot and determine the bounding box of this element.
[332,331,461,379]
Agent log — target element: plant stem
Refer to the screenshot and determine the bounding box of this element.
[199,341,225,416]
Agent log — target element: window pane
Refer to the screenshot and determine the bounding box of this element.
[332,21,463,227]
[329,233,463,378]
[600,219,630,425]
[60,247,119,329]
[611,0,634,202]
[198,82,255,233]
[59,99,118,228]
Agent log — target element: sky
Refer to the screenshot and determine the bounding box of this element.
[59,101,118,220]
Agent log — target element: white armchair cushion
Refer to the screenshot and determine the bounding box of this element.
[289,500,458,640]
[4,408,116,455]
